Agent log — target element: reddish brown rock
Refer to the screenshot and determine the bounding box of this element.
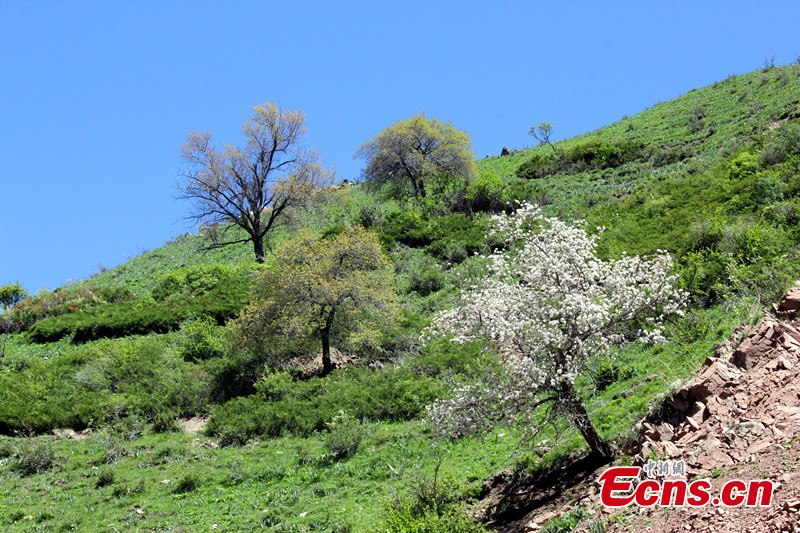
[773,286,800,318]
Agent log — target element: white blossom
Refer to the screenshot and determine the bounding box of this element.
[425,204,686,452]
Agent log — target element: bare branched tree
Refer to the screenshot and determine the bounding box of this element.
[179,102,333,262]
[529,121,559,155]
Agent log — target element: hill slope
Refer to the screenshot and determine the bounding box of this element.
[1,64,800,532]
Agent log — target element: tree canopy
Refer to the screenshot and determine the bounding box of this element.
[0,283,26,311]
[355,114,477,199]
[426,204,685,459]
[236,226,399,375]
[179,102,332,263]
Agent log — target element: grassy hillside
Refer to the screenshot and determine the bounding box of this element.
[1,64,800,532]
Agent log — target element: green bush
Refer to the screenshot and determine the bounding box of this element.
[381,505,487,533]
[728,151,759,180]
[321,411,365,460]
[152,263,239,301]
[7,285,136,331]
[761,121,800,166]
[27,278,249,344]
[379,209,425,248]
[465,170,510,213]
[172,472,202,494]
[96,466,116,488]
[254,371,294,401]
[206,366,443,444]
[515,151,560,180]
[646,143,696,167]
[409,339,496,378]
[6,439,58,476]
[393,248,447,296]
[516,139,645,179]
[151,412,180,433]
[540,507,591,533]
[179,316,226,361]
[0,335,210,434]
[590,359,634,392]
[380,471,487,533]
[379,211,490,263]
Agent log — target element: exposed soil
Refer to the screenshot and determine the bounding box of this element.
[178,416,207,435]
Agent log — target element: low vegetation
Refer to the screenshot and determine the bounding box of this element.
[1,64,800,531]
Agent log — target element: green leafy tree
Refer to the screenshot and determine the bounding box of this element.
[179,102,333,263]
[529,121,559,155]
[0,283,26,310]
[237,226,399,375]
[356,114,477,199]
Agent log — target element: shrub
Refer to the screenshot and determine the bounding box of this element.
[409,339,496,378]
[411,215,491,262]
[206,366,443,444]
[201,348,272,403]
[465,170,510,213]
[7,439,58,476]
[321,411,364,460]
[540,507,591,533]
[0,334,212,435]
[151,412,180,433]
[379,209,425,248]
[7,285,136,331]
[727,152,759,180]
[96,467,115,488]
[564,139,645,171]
[393,248,447,296]
[647,144,695,167]
[179,316,226,361]
[761,122,800,166]
[151,263,238,301]
[382,505,487,533]
[254,371,294,401]
[381,469,487,533]
[688,105,706,133]
[172,473,202,494]
[589,359,634,392]
[516,139,645,179]
[27,278,249,344]
[515,151,560,180]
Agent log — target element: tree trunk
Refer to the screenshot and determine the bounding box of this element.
[560,381,615,460]
[321,329,332,376]
[415,178,427,198]
[319,310,336,376]
[253,236,265,264]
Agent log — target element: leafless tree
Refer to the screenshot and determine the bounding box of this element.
[179,102,332,262]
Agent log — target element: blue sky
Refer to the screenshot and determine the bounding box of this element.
[1,1,799,293]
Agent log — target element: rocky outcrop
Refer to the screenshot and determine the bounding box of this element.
[773,286,800,318]
[635,314,800,473]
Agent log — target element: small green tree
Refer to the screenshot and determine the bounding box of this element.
[356,115,477,199]
[237,226,399,375]
[529,121,559,155]
[0,283,26,311]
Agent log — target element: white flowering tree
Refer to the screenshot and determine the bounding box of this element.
[426,204,685,459]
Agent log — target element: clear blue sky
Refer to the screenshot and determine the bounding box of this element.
[1,1,798,293]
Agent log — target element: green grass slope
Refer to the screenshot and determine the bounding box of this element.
[1,64,800,532]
